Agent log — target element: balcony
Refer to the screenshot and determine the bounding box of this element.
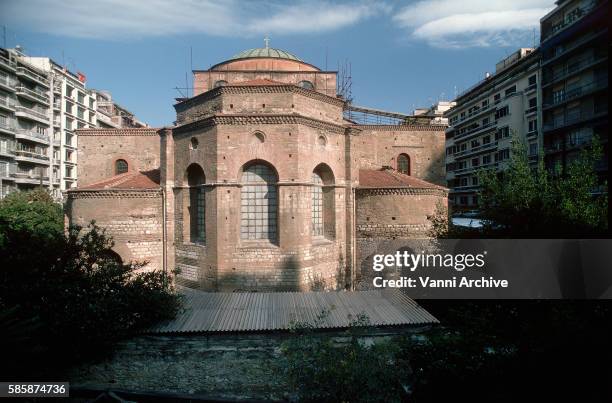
[15,85,49,105]
[14,129,50,145]
[526,129,539,138]
[454,121,497,141]
[13,172,50,185]
[543,107,607,132]
[450,104,492,129]
[14,105,50,125]
[14,150,50,164]
[16,67,50,88]
[0,97,15,112]
[0,54,17,71]
[0,145,15,158]
[454,141,498,159]
[524,106,538,116]
[542,28,607,66]
[541,2,598,43]
[0,116,15,134]
[543,78,608,110]
[0,75,15,92]
[542,54,608,87]
[53,101,61,110]
[53,81,62,94]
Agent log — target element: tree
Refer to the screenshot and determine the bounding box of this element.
[0,189,181,379]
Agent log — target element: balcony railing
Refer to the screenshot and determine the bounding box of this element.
[542,2,598,42]
[524,83,537,93]
[0,75,15,90]
[0,97,15,110]
[16,67,50,87]
[15,85,49,105]
[14,129,50,144]
[15,105,50,123]
[453,141,498,158]
[454,121,496,141]
[543,54,608,86]
[525,106,538,115]
[14,150,50,163]
[543,28,607,65]
[0,54,17,71]
[543,78,608,109]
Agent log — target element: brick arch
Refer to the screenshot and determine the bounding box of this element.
[312,162,335,185]
[112,155,136,176]
[236,159,279,183]
[396,153,412,175]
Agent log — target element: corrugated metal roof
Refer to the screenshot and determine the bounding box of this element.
[149,289,438,334]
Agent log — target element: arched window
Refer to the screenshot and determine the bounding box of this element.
[213,80,228,88]
[241,163,278,242]
[186,164,205,243]
[312,164,335,239]
[397,154,411,175]
[298,80,314,90]
[115,159,128,174]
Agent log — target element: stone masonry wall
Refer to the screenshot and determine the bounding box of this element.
[66,191,163,270]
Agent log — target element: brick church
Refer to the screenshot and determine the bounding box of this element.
[65,45,448,291]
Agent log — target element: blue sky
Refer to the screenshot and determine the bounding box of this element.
[1,0,555,127]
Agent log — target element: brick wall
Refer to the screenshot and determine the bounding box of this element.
[76,129,160,186]
[66,190,163,271]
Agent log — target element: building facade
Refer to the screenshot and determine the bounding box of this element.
[540,0,608,180]
[0,47,147,199]
[66,46,448,292]
[444,48,541,210]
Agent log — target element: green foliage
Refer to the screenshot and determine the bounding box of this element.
[281,312,408,402]
[0,190,181,379]
[431,134,608,237]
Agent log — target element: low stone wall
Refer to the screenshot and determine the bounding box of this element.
[69,328,425,401]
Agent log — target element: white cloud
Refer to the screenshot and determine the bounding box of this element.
[393,0,555,48]
[1,0,389,40]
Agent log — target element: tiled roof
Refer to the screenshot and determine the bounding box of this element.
[75,128,158,136]
[149,288,438,334]
[230,47,303,62]
[229,78,287,87]
[78,169,160,190]
[359,169,447,190]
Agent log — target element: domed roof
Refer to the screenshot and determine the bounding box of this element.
[229,47,303,62]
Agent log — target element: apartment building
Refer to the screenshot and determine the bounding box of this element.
[540,0,608,181]
[444,48,541,210]
[91,89,147,129]
[0,46,147,199]
[414,101,456,125]
[0,47,53,199]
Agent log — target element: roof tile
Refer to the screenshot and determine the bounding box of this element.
[77,169,160,190]
[359,168,447,190]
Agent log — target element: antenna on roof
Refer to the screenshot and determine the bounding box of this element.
[264,35,270,49]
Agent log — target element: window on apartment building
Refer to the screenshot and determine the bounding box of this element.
[529,98,537,108]
[528,119,538,133]
[65,150,72,161]
[185,163,206,243]
[460,178,468,187]
[529,143,538,156]
[77,107,85,119]
[494,93,501,104]
[66,86,74,98]
[528,75,537,86]
[483,154,491,164]
[471,140,480,148]
[472,177,478,186]
[482,117,490,126]
[460,196,468,205]
[65,167,72,178]
[460,143,467,151]
[482,135,491,144]
[504,85,516,97]
[495,106,509,120]
[77,92,85,104]
[397,154,411,175]
[65,132,72,146]
[472,158,480,167]
[115,159,128,174]
[460,112,466,119]
[446,147,454,156]
[240,162,278,242]
[482,100,489,108]
[89,98,94,109]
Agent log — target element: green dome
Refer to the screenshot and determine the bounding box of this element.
[230,47,303,62]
